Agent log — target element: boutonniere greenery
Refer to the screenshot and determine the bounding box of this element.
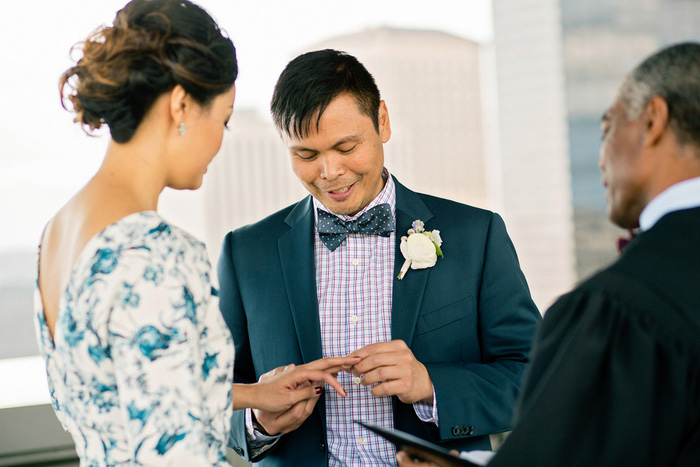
[397,220,443,280]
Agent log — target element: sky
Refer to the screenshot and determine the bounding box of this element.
[0,0,492,254]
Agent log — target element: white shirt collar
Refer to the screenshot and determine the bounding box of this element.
[639,176,700,231]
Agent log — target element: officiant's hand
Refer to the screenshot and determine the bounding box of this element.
[396,450,461,467]
[250,356,360,435]
[348,340,433,404]
[396,451,440,466]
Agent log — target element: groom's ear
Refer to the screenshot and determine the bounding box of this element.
[378,101,391,143]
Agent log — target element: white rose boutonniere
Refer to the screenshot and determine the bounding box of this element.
[397,220,443,280]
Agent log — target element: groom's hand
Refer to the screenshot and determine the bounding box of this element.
[349,339,433,404]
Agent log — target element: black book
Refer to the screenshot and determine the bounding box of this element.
[355,421,479,467]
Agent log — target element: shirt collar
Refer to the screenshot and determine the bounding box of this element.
[313,168,396,222]
[639,176,700,231]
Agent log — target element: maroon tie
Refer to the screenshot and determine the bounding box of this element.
[616,229,637,253]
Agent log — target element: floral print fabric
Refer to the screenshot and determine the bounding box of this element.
[34,211,234,466]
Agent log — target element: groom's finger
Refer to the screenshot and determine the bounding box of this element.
[303,356,361,372]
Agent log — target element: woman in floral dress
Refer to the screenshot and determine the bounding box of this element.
[35,1,355,465]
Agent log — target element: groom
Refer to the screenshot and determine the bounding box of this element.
[217,49,541,466]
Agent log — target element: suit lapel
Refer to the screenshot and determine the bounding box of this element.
[276,180,434,357]
[278,196,324,363]
[391,179,433,348]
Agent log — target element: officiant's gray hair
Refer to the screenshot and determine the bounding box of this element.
[617,42,700,149]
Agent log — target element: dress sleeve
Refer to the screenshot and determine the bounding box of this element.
[107,253,232,466]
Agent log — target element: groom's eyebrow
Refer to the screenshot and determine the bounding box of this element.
[289,134,362,153]
[290,145,315,153]
[331,135,361,148]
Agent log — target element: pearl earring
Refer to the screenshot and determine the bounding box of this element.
[178,122,186,136]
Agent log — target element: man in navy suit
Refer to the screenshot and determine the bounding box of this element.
[217,49,541,466]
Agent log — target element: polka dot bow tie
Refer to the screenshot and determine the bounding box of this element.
[317,204,395,251]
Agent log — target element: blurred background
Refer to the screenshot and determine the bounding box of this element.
[1,0,699,464]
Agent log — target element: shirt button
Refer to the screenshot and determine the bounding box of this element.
[350,315,359,324]
[357,436,365,445]
[351,258,360,266]
[353,377,362,385]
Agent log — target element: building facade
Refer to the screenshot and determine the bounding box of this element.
[202,26,578,310]
[489,0,577,309]
[560,0,700,279]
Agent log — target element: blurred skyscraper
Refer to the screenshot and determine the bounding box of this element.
[560,0,700,279]
[200,108,307,263]
[312,28,492,209]
[490,0,700,299]
[489,0,577,309]
[175,1,700,309]
[202,27,495,265]
[203,26,576,310]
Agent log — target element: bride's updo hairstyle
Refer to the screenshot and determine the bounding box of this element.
[60,0,238,143]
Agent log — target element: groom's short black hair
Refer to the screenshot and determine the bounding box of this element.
[270,49,381,139]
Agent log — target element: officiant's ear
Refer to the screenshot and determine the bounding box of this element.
[642,95,669,148]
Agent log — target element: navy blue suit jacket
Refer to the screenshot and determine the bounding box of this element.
[217,177,541,466]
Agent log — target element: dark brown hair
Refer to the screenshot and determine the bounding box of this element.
[271,49,380,139]
[60,0,237,143]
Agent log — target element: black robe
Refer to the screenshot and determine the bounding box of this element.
[490,207,700,467]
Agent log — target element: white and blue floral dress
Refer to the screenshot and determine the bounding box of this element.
[34,211,234,466]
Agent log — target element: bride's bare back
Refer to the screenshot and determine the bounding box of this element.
[37,179,147,338]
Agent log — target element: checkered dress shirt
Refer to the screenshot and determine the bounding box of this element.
[313,174,435,466]
[244,173,437,464]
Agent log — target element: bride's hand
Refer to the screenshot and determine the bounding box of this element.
[233,355,360,412]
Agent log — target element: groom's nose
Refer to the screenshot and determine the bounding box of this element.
[319,153,345,181]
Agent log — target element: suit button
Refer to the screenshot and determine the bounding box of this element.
[451,425,474,436]
[233,446,244,456]
[319,441,326,451]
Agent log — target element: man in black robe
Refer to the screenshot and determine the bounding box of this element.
[398,41,700,467]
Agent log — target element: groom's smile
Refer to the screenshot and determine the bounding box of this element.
[285,92,391,216]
